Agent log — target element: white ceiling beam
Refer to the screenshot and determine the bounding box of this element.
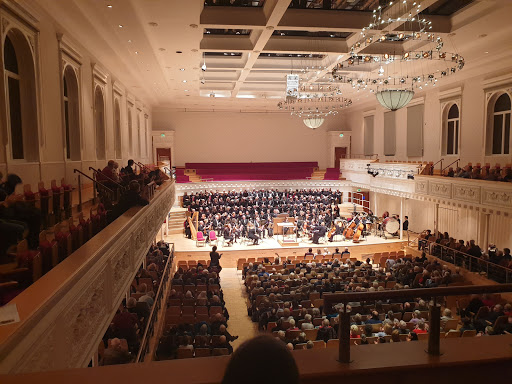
[231,0,292,97]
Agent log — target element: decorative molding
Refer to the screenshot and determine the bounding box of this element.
[482,73,512,90]
[91,62,108,85]
[439,86,463,100]
[453,185,480,203]
[363,109,376,117]
[112,81,124,97]
[408,96,425,107]
[0,182,176,374]
[57,33,82,65]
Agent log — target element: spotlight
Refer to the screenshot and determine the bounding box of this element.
[407,174,415,180]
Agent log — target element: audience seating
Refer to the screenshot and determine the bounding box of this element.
[184,162,319,181]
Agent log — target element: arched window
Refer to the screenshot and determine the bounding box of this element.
[137,115,141,156]
[63,66,81,160]
[444,103,460,155]
[128,108,133,155]
[492,93,511,155]
[3,30,39,161]
[114,99,121,159]
[94,86,106,160]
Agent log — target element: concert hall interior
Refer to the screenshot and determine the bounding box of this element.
[1,0,512,383]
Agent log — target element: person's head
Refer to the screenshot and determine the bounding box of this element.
[417,320,425,330]
[322,318,330,328]
[200,324,208,335]
[110,338,122,350]
[212,246,217,252]
[350,324,359,336]
[384,323,393,335]
[306,340,314,349]
[108,160,116,169]
[304,314,312,323]
[391,329,400,342]
[354,313,362,323]
[126,297,137,309]
[129,180,141,192]
[128,159,135,167]
[443,308,452,318]
[289,319,296,328]
[364,324,373,337]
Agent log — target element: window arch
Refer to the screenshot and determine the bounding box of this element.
[491,93,511,155]
[114,99,121,159]
[63,66,81,160]
[94,86,106,160]
[127,108,133,155]
[442,103,460,156]
[3,29,39,161]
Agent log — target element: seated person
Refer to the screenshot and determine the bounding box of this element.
[103,338,132,365]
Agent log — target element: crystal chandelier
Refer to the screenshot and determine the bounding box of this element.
[303,116,325,129]
[376,89,414,111]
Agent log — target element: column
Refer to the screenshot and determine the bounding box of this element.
[400,197,403,240]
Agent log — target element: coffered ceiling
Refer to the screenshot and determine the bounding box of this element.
[31,0,512,111]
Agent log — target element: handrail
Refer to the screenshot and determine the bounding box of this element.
[421,238,512,283]
[73,169,114,211]
[345,154,378,160]
[430,158,444,175]
[136,243,174,363]
[163,166,172,176]
[441,158,460,174]
[323,283,512,364]
[88,167,126,190]
[137,162,152,172]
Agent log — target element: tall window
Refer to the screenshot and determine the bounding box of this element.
[128,108,133,155]
[94,86,106,160]
[114,99,121,159]
[3,30,39,161]
[63,66,81,160]
[445,104,460,155]
[492,93,511,155]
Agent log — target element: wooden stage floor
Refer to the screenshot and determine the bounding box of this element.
[165,233,409,268]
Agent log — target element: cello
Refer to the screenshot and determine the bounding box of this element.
[327,223,336,240]
[352,220,365,243]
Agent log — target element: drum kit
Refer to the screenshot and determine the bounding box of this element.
[376,216,400,239]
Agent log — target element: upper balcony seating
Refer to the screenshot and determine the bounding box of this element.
[324,168,341,180]
[184,162,319,182]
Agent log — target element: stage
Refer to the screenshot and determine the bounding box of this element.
[164,233,410,268]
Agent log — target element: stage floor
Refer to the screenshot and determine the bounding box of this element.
[164,233,410,268]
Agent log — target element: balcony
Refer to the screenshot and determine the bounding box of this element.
[0,181,176,374]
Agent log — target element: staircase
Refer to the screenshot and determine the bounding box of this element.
[310,169,326,180]
[168,208,187,235]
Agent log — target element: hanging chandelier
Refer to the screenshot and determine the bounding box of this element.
[376,89,414,111]
[327,0,466,111]
[303,116,325,129]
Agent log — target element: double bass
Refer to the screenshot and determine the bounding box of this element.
[343,218,356,239]
[352,220,365,243]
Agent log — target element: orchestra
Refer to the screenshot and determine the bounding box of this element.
[183,189,406,246]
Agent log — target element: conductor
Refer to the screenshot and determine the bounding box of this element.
[312,222,327,244]
[210,246,222,271]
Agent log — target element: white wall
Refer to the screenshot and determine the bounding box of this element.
[342,67,512,167]
[152,109,348,169]
[0,2,153,189]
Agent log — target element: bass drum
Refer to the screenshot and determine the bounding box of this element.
[382,217,400,235]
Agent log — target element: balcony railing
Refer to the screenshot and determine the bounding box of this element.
[323,283,512,364]
[0,181,176,374]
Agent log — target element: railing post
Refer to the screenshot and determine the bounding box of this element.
[77,174,82,212]
[427,298,441,356]
[338,305,351,363]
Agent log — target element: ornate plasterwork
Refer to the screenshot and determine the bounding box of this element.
[483,190,512,208]
[429,182,452,197]
[415,180,428,194]
[453,185,480,203]
[0,182,176,374]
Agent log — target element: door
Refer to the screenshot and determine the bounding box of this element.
[334,147,347,169]
[156,148,171,167]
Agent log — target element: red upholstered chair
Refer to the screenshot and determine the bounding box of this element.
[196,232,206,247]
[209,231,218,246]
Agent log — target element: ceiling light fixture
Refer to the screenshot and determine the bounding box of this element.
[180,68,185,71]
[118,24,123,28]
[182,80,187,83]
[107,5,113,8]
[376,89,414,111]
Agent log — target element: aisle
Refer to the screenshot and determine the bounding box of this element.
[220,267,259,351]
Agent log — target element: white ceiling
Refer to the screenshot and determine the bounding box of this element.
[32,0,512,111]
